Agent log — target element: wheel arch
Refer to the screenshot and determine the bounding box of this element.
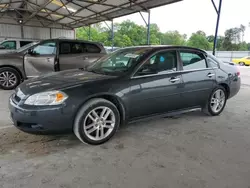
[73,93,127,126]
[219,83,230,98]
[0,65,24,80]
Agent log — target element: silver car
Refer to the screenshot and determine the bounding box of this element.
[0,39,107,90]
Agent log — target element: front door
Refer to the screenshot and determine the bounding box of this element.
[24,41,57,78]
[179,50,216,108]
[128,50,184,119]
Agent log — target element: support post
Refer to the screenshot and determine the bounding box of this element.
[20,25,24,39]
[88,25,91,40]
[212,0,222,55]
[147,10,151,45]
[139,10,151,45]
[111,20,114,50]
[50,28,52,39]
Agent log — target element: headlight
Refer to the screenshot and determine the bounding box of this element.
[24,91,68,106]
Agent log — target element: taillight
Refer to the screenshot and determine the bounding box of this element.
[237,71,240,77]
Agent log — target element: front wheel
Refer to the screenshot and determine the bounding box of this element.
[202,86,227,116]
[0,67,21,90]
[73,98,120,145]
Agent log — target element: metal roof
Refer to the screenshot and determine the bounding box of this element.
[0,0,182,29]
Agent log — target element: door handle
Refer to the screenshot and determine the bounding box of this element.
[83,57,89,60]
[169,77,180,83]
[207,73,215,78]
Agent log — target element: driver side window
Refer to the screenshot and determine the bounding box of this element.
[135,50,177,76]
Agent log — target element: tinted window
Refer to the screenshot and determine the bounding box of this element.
[20,41,33,47]
[84,43,101,53]
[135,50,177,76]
[72,43,83,53]
[32,41,56,55]
[60,42,84,54]
[60,42,71,54]
[1,41,16,49]
[180,51,207,70]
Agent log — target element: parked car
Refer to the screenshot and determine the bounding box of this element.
[9,46,241,145]
[232,56,250,66]
[0,38,37,54]
[0,41,39,89]
[0,38,106,90]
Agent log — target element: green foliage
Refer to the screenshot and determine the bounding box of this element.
[161,30,186,45]
[76,21,249,51]
[187,31,212,50]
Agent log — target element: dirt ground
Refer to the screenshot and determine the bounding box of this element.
[0,67,250,188]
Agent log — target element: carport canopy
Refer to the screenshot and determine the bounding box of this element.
[0,0,182,29]
[0,0,223,55]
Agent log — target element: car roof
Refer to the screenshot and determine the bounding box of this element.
[40,38,103,45]
[121,45,207,54]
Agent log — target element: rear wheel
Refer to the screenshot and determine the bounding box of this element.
[239,62,245,66]
[0,67,21,90]
[73,98,120,145]
[202,86,227,116]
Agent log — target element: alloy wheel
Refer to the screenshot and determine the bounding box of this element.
[0,71,17,88]
[210,89,226,113]
[83,106,116,141]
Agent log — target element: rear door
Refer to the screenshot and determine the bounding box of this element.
[179,50,216,108]
[59,42,104,71]
[24,41,57,78]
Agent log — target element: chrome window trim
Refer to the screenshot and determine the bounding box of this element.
[131,67,215,79]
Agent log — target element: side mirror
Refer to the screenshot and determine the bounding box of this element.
[27,48,33,55]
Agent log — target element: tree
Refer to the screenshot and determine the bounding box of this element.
[75,21,249,51]
[161,30,186,45]
[187,31,211,50]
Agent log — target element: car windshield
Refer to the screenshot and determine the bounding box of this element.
[16,42,38,53]
[86,47,152,76]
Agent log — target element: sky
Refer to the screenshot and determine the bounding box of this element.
[114,0,250,42]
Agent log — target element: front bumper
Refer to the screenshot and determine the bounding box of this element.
[9,95,74,134]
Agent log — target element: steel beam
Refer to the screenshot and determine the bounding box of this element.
[139,10,151,45]
[23,0,52,24]
[111,20,114,50]
[212,0,222,55]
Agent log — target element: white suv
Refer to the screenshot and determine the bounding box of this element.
[0,38,38,54]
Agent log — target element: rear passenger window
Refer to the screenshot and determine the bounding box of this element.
[60,43,71,54]
[60,42,84,54]
[84,43,101,53]
[180,52,207,70]
[20,41,33,47]
[72,43,83,53]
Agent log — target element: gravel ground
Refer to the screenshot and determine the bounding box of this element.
[0,67,249,188]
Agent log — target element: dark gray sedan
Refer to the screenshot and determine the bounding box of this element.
[9,46,241,145]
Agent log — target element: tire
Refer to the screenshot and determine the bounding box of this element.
[202,86,227,116]
[0,67,21,90]
[73,98,120,145]
[239,62,245,66]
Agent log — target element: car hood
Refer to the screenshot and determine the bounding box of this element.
[18,69,116,95]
